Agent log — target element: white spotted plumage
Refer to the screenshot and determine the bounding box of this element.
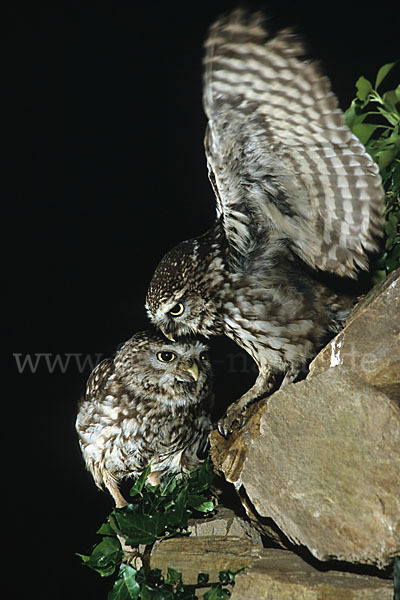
[76,330,213,506]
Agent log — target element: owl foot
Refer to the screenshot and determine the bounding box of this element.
[217,402,248,438]
[217,376,275,437]
[105,477,128,508]
[147,470,163,486]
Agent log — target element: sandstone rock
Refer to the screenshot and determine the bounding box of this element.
[150,538,393,599]
[188,506,262,545]
[210,369,400,567]
[230,548,394,600]
[309,267,400,401]
[150,536,261,583]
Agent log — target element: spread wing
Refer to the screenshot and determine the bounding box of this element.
[203,9,383,277]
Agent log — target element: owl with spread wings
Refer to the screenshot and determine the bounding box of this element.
[146,10,383,435]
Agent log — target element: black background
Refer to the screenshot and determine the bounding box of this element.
[5,1,399,597]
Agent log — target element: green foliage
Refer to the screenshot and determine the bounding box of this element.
[77,535,123,578]
[345,61,400,282]
[107,461,216,548]
[107,566,244,600]
[77,459,245,598]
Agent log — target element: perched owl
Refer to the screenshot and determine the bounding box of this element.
[76,330,213,507]
[145,10,384,435]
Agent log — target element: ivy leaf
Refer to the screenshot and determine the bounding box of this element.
[219,567,246,585]
[387,251,400,272]
[130,465,151,497]
[179,585,197,599]
[375,62,396,89]
[197,572,210,585]
[356,76,372,101]
[140,584,175,600]
[77,536,122,577]
[113,506,167,545]
[159,475,178,497]
[189,457,215,493]
[190,499,215,513]
[97,521,116,536]
[108,565,140,600]
[122,564,141,598]
[187,493,207,507]
[108,575,131,600]
[203,585,231,600]
[219,569,236,585]
[146,569,164,585]
[166,567,182,585]
[168,485,189,527]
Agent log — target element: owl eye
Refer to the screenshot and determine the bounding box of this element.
[169,303,184,317]
[157,351,176,363]
[200,351,209,361]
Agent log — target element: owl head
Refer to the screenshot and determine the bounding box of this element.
[145,226,228,340]
[114,330,212,404]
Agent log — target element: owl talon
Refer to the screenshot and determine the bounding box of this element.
[217,407,246,438]
[217,421,229,438]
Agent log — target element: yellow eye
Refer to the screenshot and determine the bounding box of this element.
[169,303,184,317]
[157,351,176,363]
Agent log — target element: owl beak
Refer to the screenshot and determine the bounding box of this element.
[184,360,199,382]
[163,330,176,342]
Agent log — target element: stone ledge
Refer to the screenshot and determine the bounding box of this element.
[150,537,393,599]
[187,506,262,545]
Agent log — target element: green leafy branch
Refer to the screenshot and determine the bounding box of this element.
[77,459,245,598]
[345,61,400,281]
[78,459,216,576]
[109,565,244,600]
